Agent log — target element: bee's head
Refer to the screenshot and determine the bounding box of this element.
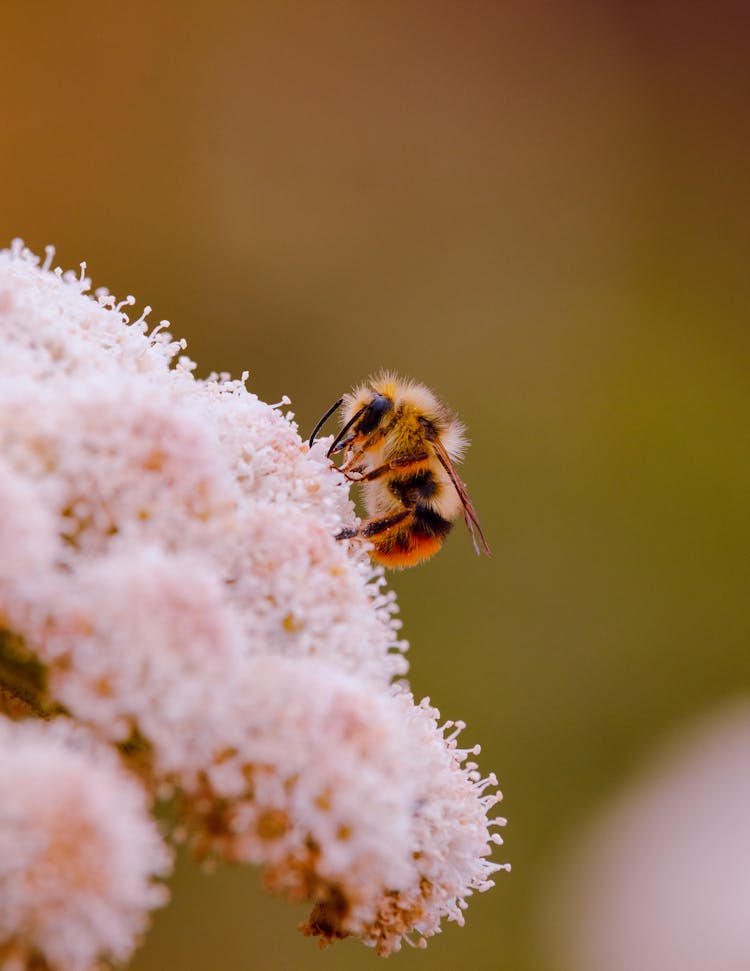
[328,392,393,455]
[309,376,401,453]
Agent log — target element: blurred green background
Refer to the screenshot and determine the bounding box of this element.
[2,2,749,969]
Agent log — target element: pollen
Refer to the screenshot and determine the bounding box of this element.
[257,809,291,840]
[282,612,302,632]
[141,448,166,471]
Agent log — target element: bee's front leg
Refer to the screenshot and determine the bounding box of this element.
[339,450,368,475]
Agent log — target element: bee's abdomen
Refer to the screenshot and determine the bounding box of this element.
[388,469,438,507]
[412,505,453,539]
[370,506,453,568]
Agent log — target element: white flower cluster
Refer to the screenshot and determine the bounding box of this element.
[0,241,507,969]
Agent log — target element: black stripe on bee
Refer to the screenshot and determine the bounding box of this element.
[389,469,438,506]
[411,505,453,540]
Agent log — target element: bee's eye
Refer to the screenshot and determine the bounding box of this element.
[357,394,392,434]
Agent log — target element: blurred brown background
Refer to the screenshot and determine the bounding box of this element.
[2,2,749,969]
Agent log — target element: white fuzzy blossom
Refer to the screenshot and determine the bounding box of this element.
[0,240,507,968]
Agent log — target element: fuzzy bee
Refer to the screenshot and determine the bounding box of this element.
[310,372,491,567]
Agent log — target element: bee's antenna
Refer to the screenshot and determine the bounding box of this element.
[309,397,344,448]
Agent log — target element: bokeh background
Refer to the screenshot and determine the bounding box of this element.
[2,2,749,969]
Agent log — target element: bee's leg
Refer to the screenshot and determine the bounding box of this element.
[342,453,430,483]
[336,508,413,541]
[338,428,388,473]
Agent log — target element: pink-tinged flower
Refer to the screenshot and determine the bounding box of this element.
[183,657,507,955]
[354,693,508,954]
[0,718,171,971]
[0,240,506,960]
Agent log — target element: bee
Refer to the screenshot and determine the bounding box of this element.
[309,372,491,568]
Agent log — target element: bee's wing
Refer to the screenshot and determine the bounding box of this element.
[430,437,492,557]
